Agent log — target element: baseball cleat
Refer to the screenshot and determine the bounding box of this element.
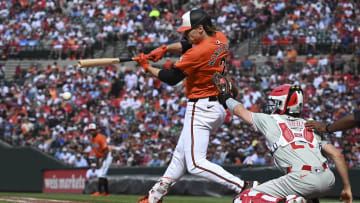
[137,195,149,203]
[242,180,260,193]
[101,192,111,197]
[90,191,101,196]
[137,195,162,203]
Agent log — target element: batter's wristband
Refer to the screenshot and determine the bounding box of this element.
[325,123,331,133]
[181,40,192,54]
[226,98,241,114]
[143,63,149,72]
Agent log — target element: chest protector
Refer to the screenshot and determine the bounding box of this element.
[269,115,319,153]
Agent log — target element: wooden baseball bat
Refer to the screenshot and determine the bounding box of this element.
[78,57,133,68]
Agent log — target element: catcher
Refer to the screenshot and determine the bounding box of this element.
[212,73,353,203]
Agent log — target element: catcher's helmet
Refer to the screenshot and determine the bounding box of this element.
[267,84,304,117]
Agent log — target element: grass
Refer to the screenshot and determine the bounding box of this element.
[0,193,231,203]
[0,193,357,203]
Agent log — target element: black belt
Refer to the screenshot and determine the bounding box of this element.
[188,96,217,102]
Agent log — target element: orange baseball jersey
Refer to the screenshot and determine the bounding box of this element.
[91,133,110,158]
[175,31,228,99]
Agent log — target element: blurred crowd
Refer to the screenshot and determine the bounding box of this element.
[0,50,360,168]
[260,0,360,56]
[0,0,359,169]
[0,0,287,60]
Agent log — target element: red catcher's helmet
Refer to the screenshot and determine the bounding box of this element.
[267,84,304,117]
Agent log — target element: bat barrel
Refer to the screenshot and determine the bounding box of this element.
[77,58,133,68]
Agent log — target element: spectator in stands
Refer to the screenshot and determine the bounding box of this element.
[127,35,137,57]
[59,147,72,164]
[286,46,298,74]
[147,153,164,167]
[242,148,258,165]
[211,152,224,165]
[85,162,99,187]
[37,137,49,152]
[306,31,317,55]
[261,32,272,55]
[274,57,285,75]
[2,0,360,172]
[74,153,89,168]
[333,54,346,73]
[241,55,254,76]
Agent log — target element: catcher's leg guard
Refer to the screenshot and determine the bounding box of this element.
[233,190,306,203]
[148,177,173,203]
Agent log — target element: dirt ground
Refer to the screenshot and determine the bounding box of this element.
[0,197,88,203]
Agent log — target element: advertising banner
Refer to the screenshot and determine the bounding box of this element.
[43,169,87,193]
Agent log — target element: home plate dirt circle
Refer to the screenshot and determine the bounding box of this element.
[0,197,88,203]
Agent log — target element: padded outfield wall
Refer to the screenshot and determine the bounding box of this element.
[0,144,359,198]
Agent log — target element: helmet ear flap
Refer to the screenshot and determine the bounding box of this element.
[285,88,304,116]
[287,91,298,107]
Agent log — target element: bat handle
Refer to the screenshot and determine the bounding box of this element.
[118,57,134,62]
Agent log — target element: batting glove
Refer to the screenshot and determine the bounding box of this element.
[134,53,150,72]
[146,45,167,62]
[212,72,238,108]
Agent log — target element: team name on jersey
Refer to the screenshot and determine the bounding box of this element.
[286,120,303,128]
[208,42,228,66]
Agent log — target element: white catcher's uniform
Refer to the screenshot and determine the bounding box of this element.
[250,113,335,198]
[162,98,245,192]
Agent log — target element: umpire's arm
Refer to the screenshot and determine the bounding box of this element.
[322,143,352,203]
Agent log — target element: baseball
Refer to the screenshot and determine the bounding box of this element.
[62,92,72,100]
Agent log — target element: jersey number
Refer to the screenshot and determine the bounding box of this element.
[278,123,314,149]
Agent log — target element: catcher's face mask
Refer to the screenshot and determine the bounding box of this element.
[264,98,278,114]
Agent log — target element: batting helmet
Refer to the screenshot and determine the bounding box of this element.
[177,9,212,32]
[267,84,304,117]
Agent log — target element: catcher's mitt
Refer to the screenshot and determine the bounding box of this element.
[212,72,238,108]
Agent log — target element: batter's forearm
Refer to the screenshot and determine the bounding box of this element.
[166,42,183,54]
[147,65,161,78]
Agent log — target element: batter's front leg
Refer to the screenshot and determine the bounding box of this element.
[146,133,187,203]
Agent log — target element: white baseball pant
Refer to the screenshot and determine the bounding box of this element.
[97,151,113,178]
[162,97,245,193]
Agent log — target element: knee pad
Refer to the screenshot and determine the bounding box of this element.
[148,177,173,203]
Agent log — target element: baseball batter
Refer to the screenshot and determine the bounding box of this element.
[88,123,113,197]
[135,9,256,203]
[211,77,353,203]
